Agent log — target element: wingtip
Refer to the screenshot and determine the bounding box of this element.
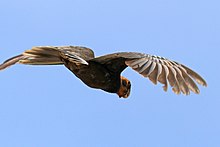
[0,54,24,71]
[203,82,208,87]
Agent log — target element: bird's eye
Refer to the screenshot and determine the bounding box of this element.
[122,80,127,87]
[128,81,131,86]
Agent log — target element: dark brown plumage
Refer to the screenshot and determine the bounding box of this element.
[0,46,207,98]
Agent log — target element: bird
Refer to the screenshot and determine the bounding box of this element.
[0,46,207,98]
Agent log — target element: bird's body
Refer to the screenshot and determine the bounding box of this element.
[0,46,207,98]
[63,59,120,93]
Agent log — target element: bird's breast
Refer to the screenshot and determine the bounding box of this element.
[65,61,120,93]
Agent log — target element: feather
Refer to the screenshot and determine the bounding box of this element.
[145,61,157,77]
[181,64,207,86]
[173,66,189,95]
[60,51,88,65]
[178,66,200,94]
[161,64,169,91]
[0,55,26,70]
[126,58,146,68]
[138,58,153,73]
[156,60,162,82]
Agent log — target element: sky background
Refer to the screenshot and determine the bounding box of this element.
[0,0,219,147]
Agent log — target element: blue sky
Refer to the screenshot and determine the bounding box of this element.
[0,0,219,147]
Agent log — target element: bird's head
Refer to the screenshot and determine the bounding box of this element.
[117,76,131,98]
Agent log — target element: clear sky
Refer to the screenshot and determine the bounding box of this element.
[0,0,219,147]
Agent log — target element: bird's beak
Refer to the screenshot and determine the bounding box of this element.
[123,89,130,98]
[117,89,130,98]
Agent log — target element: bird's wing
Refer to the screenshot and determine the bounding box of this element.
[59,50,89,65]
[0,46,95,70]
[91,52,144,74]
[92,52,207,95]
[22,46,95,63]
[56,46,95,61]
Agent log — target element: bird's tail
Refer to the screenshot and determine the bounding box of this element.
[0,46,63,70]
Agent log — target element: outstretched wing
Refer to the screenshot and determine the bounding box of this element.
[92,52,207,95]
[22,46,95,65]
[0,46,95,70]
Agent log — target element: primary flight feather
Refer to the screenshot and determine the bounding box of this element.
[0,46,207,98]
